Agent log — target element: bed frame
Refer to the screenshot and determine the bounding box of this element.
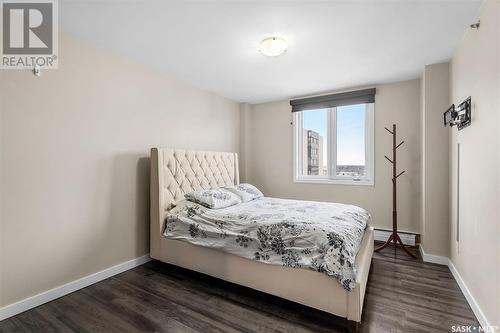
[150,148,373,329]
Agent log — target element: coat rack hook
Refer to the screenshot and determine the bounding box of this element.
[395,141,404,149]
[396,170,405,179]
[384,155,393,164]
[384,127,393,134]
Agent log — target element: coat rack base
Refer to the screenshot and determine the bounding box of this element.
[374,233,417,258]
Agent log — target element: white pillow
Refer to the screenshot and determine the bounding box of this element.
[185,188,242,209]
[225,183,264,203]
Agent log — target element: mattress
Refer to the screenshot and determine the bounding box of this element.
[164,197,370,291]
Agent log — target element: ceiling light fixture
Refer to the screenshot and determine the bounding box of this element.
[259,37,288,57]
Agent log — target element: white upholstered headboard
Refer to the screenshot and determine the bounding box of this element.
[150,148,239,256]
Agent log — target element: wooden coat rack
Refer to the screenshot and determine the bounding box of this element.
[375,124,416,258]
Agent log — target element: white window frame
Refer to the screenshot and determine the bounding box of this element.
[293,103,374,186]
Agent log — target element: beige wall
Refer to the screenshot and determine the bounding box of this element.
[449,0,499,326]
[239,103,252,182]
[421,63,450,257]
[244,79,422,232]
[0,33,240,307]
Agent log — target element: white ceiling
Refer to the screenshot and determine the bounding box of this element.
[60,0,482,104]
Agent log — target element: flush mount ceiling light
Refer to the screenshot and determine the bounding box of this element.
[258,37,288,57]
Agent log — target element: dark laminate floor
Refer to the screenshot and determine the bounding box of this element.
[0,244,478,333]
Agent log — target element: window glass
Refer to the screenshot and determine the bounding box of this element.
[336,104,366,178]
[301,109,328,176]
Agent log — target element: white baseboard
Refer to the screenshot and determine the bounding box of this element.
[374,228,417,246]
[0,254,151,321]
[419,245,449,265]
[448,260,492,330]
[419,246,492,330]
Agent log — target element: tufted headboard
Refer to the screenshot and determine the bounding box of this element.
[150,148,239,257]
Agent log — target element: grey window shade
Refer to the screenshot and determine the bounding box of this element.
[290,88,376,112]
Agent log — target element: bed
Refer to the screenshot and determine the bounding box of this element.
[150,148,374,330]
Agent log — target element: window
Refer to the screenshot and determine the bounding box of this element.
[293,103,374,185]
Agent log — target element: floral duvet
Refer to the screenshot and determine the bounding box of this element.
[164,197,370,291]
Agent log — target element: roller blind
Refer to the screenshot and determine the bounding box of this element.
[290,88,376,112]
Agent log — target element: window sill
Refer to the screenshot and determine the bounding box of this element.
[293,178,374,186]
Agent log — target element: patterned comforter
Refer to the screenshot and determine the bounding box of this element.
[164,197,370,291]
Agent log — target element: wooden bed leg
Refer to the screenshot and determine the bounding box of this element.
[347,320,360,333]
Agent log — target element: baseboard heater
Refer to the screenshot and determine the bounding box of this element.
[373,228,419,247]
